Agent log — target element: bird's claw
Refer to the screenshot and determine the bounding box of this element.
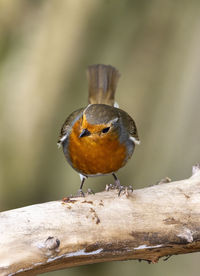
[106,183,133,196]
[87,188,95,195]
[105,184,115,191]
[77,189,85,197]
[118,185,134,196]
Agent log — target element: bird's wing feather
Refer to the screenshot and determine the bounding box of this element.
[57,107,85,146]
[118,108,140,144]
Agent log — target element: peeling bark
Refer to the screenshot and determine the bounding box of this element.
[0,166,200,275]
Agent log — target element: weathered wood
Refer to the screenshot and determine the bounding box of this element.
[1,166,200,275]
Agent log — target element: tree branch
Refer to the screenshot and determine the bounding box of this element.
[1,165,200,276]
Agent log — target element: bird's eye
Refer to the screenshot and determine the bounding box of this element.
[102,127,110,133]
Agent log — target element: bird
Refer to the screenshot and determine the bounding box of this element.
[58,64,140,195]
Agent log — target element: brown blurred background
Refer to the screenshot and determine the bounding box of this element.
[1,0,200,275]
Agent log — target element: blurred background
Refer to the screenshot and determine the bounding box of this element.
[1,0,200,275]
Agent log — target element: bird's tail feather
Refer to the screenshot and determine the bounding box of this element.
[87,64,120,106]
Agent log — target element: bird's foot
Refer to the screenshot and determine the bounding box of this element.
[118,185,134,196]
[105,174,134,196]
[77,189,85,197]
[116,184,129,196]
[106,182,133,197]
[87,188,95,195]
[112,176,133,196]
[76,188,94,197]
[105,184,115,191]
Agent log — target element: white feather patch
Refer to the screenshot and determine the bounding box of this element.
[60,134,68,142]
[57,134,68,148]
[108,117,119,125]
[129,136,140,145]
[114,102,119,108]
[83,104,92,114]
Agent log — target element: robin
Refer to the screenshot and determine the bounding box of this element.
[58,64,140,195]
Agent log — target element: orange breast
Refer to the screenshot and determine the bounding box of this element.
[68,118,127,175]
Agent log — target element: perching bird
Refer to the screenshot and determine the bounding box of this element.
[58,64,140,194]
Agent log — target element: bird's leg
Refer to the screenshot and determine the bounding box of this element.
[77,174,87,196]
[112,173,121,188]
[78,178,85,196]
[112,173,124,196]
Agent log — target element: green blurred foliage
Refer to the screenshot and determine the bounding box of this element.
[1,0,200,275]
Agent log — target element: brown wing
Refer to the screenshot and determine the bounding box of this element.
[57,107,84,146]
[118,108,140,143]
[127,117,140,143]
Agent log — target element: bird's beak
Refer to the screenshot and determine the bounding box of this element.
[79,128,91,138]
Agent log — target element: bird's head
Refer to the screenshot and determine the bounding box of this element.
[79,104,119,141]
